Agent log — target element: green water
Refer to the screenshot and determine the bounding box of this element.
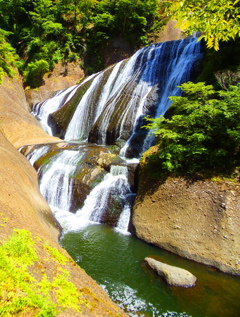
[61,224,240,317]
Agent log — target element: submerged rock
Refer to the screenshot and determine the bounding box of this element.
[144,257,197,287]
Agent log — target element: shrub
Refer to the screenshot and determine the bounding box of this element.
[23,59,49,88]
[144,82,240,176]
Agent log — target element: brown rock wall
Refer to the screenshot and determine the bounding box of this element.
[0,74,60,148]
[158,20,184,43]
[25,61,84,107]
[133,174,240,275]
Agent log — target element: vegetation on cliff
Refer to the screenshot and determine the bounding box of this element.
[144,82,240,177]
[0,0,164,87]
[0,29,16,84]
[142,0,240,179]
[0,0,239,87]
[0,229,83,316]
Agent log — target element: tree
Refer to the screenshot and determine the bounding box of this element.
[0,0,164,85]
[0,29,16,83]
[85,0,161,71]
[167,0,240,50]
[144,82,240,176]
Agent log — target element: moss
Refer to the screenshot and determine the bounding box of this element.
[0,229,92,316]
[34,151,59,172]
[44,243,68,265]
[0,230,57,317]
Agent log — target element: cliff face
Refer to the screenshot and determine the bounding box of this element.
[0,73,127,316]
[0,73,60,148]
[132,169,240,276]
[25,61,85,107]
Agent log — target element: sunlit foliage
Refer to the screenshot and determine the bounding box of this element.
[167,0,240,50]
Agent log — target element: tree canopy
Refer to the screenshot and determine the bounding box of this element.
[0,0,163,86]
[0,0,239,86]
[167,0,240,50]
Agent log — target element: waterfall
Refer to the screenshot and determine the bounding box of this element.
[31,74,96,135]
[27,145,50,166]
[31,38,203,154]
[70,165,132,231]
[31,85,78,135]
[27,37,203,233]
[116,203,132,234]
[28,159,132,233]
[38,150,83,211]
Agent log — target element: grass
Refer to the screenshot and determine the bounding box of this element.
[0,229,87,316]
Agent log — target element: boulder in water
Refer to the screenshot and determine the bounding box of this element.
[144,257,197,287]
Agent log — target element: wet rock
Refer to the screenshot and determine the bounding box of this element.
[144,257,197,287]
[97,152,123,171]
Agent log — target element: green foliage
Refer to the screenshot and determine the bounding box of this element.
[0,229,57,316]
[88,0,161,46]
[44,243,68,265]
[0,29,16,83]
[84,0,163,72]
[167,0,240,50]
[1,229,38,266]
[144,82,240,176]
[0,229,84,316]
[0,0,164,85]
[23,59,49,87]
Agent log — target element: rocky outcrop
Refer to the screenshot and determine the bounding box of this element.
[144,257,197,287]
[0,73,128,316]
[158,20,183,43]
[133,168,240,276]
[0,131,61,242]
[25,61,85,107]
[0,74,60,148]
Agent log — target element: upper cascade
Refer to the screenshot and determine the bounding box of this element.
[32,37,203,158]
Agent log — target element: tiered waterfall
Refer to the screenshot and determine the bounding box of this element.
[24,37,203,233]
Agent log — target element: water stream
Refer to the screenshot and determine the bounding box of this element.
[22,37,240,316]
[61,224,240,317]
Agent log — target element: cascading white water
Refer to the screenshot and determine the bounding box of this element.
[27,145,50,165]
[31,38,203,150]
[37,150,84,211]
[92,166,129,220]
[43,164,132,232]
[31,85,78,135]
[28,37,203,233]
[116,203,132,234]
[64,57,141,142]
[77,165,130,222]
[31,74,96,135]
[120,38,204,157]
[24,144,133,232]
[64,72,105,141]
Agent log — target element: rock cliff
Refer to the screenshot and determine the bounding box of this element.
[0,74,60,148]
[0,72,127,316]
[132,164,240,276]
